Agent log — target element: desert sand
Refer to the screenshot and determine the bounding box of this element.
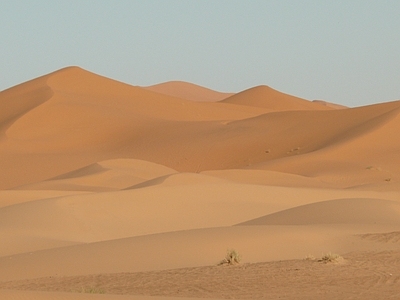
[1,66,400,299]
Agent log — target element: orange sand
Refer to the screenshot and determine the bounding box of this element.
[1,67,400,299]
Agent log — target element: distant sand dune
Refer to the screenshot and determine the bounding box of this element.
[1,67,400,189]
[221,85,332,111]
[144,81,234,102]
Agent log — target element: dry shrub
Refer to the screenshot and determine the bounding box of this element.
[318,252,343,264]
[219,249,241,265]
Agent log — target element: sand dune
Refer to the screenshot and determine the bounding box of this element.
[238,198,400,225]
[2,67,400,189]
[1,66,400,299]
[0,67,270,189]
[253,102,400,187]
[144,81,234,102]
[221,85,333,111]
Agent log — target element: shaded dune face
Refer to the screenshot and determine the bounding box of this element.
[0,76,53,134]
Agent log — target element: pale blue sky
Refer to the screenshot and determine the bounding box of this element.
[1,1,399,107]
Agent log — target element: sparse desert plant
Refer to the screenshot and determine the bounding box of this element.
[305,254,316,261]
[318,252,343,264]
[219,249,241,265]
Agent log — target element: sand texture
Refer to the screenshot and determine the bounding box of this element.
[1,67,400,299]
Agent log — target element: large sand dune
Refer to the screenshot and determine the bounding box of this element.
[1,67,400,299]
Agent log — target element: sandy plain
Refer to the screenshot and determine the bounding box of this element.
[1,67,400,299]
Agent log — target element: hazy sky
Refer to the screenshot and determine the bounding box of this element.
[1,1,399,107]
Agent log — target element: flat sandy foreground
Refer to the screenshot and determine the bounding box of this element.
[1,250,400,300]
[1,67,400,299]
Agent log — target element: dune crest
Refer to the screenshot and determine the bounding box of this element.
[221,85,332,111]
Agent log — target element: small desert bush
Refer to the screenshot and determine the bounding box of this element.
[305,254,316,261]
[318,252,343,264]
[219,249,241,265]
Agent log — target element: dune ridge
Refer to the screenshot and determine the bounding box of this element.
[221,85,333,111]
[1,66,400,299]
